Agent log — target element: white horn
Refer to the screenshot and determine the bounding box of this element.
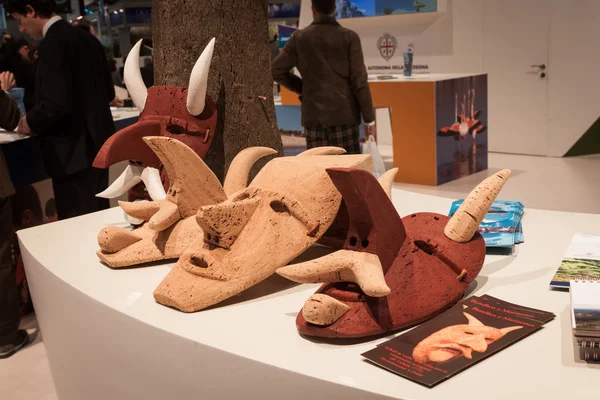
[141,167,166,201]
[187,37,216,116]
[124,40,148,111]
[96,165,144,199]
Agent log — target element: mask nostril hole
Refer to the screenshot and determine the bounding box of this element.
[349,237,358,246]
[270,200,289,214]
[167,124,185,135]
[361,239,369,248]
[190,256,208,268]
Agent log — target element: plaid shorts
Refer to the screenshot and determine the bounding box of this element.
[305,124,360,154]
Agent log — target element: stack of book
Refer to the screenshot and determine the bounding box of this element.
[448,200,524,248]
[362,295,554,388]
[570,280,600,362]
[550,233,600,289]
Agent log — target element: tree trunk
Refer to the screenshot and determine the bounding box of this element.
[152,0,283,181]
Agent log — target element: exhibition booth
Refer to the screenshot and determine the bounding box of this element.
[281,73,488,185]
[6,0,600,399]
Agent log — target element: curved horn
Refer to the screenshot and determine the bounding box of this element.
[124,40,148,111]
[119,200,161,220]
[148,200,180,232]
[444,169,511,243]
[141,167,167,201]
[464,312,484,327]
[277,250,391,297]
[187,37,216,116]
[96,164,144,199]
[223,147,278,196]
[377,168,398,199]
[298,147,347,156]
[143,137,227,218]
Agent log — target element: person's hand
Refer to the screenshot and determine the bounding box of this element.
[110,96,124,107]
[365,122,377,141]
[0,71,16,92]
[17,116,32,135]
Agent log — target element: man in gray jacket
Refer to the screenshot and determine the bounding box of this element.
[0,79,29,358]
[272,0,376,154]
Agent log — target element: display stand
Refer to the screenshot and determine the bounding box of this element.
[19,187,599,400]
[281,74,488,185]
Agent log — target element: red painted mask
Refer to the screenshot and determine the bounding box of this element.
[277,168,511,339]
[93,38,217,204]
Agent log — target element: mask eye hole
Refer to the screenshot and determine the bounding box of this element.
[270,200,289,214]
[167,124,185,135]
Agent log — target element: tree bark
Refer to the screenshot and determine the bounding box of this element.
[152,0,283,182]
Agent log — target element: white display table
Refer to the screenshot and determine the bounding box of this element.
[19,187,600,400]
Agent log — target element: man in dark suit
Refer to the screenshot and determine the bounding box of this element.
[0,83,29,359]
[7,0,116,220]
[272,0,376,154]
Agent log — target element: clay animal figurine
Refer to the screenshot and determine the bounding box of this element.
[94,38,218,224]
[276,168,511,339]
[152,149,393,313]
[97,136,276,268]
[412,311,521,364]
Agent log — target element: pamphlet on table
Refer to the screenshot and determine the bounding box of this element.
[550,233,600,288]
[362,295,554,388]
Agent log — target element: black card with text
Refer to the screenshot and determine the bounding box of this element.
[363,295,552,388]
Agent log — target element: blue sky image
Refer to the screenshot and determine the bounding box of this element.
[375,0,437,15]
[352,0,376,16]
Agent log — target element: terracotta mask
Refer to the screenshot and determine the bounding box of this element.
[412,312,522,364]
[152,148,379,313]
[96,137,276,268]
[93,38,218,224]
[277,168,511,339]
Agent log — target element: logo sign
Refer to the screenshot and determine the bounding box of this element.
[377,33,397,61]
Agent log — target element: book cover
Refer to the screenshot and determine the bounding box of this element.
[570,280,600,337]
[362,296,547,388]
[550,233,600,288]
